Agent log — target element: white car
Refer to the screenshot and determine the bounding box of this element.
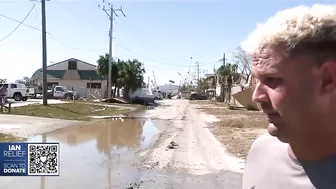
[1,83,34,101]
[129,88,155,104]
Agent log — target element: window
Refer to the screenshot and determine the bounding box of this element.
[68,60,77,70]
[55,87,65,92]
[87,83,101,89]
[10,84,17,88]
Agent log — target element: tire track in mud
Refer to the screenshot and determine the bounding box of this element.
[126,101,190,188]
[187,106,224,188]
[125,100,241,188]
[162,103,190,189]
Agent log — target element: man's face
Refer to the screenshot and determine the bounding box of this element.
[252,47,325,143]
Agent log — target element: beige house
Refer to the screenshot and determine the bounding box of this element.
[31,58,107,99]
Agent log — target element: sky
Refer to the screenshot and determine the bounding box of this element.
[0,0,333,86]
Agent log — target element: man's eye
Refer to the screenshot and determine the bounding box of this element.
[264,77,282,88]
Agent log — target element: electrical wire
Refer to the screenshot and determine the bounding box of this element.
[0,9,104,53]
[115,44,197,67]
[0,12,41,32]
[0,9,220,68]
[0,3,36,42]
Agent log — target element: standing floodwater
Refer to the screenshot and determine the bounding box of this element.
[0,118,160,189]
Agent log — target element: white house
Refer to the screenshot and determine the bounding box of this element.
[30,58,107,99]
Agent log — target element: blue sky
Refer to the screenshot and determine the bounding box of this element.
[0,0,332,85]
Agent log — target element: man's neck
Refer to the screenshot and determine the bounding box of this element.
[289,136,336,161]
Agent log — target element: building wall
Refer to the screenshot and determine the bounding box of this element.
[229,85,244,106]
[47,60,97,71]
[36,79,107,99]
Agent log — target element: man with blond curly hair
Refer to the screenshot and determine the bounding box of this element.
[242,4,336,189]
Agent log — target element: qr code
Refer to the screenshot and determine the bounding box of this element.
[27,143,60,176]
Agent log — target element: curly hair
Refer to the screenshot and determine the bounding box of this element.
[241,4,336,62]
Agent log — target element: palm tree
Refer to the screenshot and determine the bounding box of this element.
[198,78,211,94]
[118,59,146,100]
[96,53,120,97]
[216,63,240,103]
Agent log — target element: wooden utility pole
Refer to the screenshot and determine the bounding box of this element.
[222,53,226,67]
[99,2,126,98]
[41,0,48,105]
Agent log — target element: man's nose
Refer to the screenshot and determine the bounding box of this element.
[252,83,269,103]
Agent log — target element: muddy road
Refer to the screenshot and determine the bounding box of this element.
[0,99,244,189]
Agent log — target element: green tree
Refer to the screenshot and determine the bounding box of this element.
[118,59,146,99]
[96,53,121,97]
[96,54,146,100]
[216,63,240,102]
[197,78,210,94]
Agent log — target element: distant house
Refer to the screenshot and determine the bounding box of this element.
[30,58,107,98]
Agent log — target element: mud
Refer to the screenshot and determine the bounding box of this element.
[0,118,165,189]
[0,100,244,189]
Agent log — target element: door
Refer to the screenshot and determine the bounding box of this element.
[54,87,66,98]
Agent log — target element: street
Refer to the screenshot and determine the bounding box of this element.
[0,99,244,189]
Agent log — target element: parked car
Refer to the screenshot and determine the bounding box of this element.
[1,83,35,101]
[129,88,155,104]
[190,93,206,100]
[16,83,35,98]
[47,85,77,99]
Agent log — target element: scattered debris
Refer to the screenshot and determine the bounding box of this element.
[167,141,178,149]
[98,97,128,104]
[147,102,155,109]
[126,181,144,189]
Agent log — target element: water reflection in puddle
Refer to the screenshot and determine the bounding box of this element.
[0,118,160,189]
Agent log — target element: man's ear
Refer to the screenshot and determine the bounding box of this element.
[319,61,336,94]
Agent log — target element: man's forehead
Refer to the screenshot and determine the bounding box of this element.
[251,48,288,77]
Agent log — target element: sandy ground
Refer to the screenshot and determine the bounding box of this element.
[0,99,244,189]
[190,100,268,159]
[126,99,245,188]
[134,100,245,174]
[0,114,79,138]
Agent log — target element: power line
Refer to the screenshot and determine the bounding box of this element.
[0,12,42,32]
[0,7,221,68]
[97,1,127,99]
[0,3,36,42]
[116,43,221,68]
[115,44,193,67]
[0,11,104,53]
[48,34,104,53]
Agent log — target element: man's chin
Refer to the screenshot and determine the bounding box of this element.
[267,123,290,143]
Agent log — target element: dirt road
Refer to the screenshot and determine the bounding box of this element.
[0,99,244,189]
[130,99,245,188]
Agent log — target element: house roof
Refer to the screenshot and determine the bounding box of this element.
[78,70,103,80]
[48,58,98,69]
[31,69,65,81]
[30,58,102,81]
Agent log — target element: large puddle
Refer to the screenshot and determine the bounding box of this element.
[0,118,161,189]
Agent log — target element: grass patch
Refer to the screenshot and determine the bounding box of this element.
[192,101,268,159]
[7,103,130,121]
[0,133,25,142]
